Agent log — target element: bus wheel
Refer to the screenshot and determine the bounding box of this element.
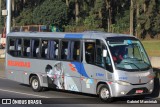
[99,84,113,103]
[30,76,43,92]
[0,45,2,49]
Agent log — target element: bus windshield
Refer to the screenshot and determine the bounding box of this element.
[106,37,151,71]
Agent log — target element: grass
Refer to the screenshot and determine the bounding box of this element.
[141,40,160,57]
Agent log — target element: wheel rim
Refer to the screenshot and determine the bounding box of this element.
[32,79,39,89]
[100,88,109,99]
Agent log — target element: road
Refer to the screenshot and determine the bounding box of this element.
[0,77,160,104]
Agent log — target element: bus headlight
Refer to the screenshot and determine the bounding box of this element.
[116,81,131,86]
[149,79,154,84]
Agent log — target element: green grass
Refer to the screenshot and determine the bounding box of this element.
[141,40,160,57]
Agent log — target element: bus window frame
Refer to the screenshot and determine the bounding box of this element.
[30,38,41,58]
[60,39,82,62]
[84,39,113,72]
[7,37,82,63]
[23,38,32,58]
[7,37,23,57]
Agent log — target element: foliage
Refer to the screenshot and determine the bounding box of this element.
[1,0,160,39]
[15,9,34,25]
[33,0,68,27]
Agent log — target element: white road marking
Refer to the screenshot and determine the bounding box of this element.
[0,77,6,79]
[0,89,50,98]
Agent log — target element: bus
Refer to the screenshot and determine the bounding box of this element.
[5,31,155,102]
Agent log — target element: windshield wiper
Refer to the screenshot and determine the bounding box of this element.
[137,59,151,67]
[122,61,141,71]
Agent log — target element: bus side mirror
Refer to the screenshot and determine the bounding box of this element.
[103,50,107,57]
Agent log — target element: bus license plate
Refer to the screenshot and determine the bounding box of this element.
[136,90,143,94]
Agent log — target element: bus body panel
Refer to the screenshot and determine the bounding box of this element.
[108,69,154,97]
[5,32,154,98]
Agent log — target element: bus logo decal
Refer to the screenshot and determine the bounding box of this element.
[71,62,89,78]
[8,60,30,68]
[139,76,142,83]
[69,64,77,72]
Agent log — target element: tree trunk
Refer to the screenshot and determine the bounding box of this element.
[98,9,102,19]
[130,0,134,35]
[106,0,111,32]
[66,0,69,7]
[75,0,79,24]
[144,3,146,12]
[136,2,140,38]
[11,0,15,26]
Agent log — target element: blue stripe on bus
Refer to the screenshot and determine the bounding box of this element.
[65,34,83,39]
[71,62,89,78]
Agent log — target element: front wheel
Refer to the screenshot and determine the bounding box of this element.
[99,84,113,103]
[30,76,43,92]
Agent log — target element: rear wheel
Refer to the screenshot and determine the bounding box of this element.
[99,84,113,103]
[30,76,43,92]
[0,45,2,49]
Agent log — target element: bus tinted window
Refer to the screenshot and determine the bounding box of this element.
[41,40,48,59]
[31,39,40,58]
[16,39,22,57]
[71,41,80,61]
[8,38,22,57]
[49,40,59,60]
[61,40,81,61]
[61,41,69,60]
[85,42,95,64]
[8,38,16,56]
[23,39,31,57]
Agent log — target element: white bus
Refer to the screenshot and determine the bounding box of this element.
[6,31,155,102]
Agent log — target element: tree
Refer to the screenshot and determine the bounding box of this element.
[33,0,68,27]
[75,0,79,24]
[130,0,134,35]
[106,0,112,32]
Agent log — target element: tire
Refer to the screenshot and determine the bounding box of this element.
[137,95,146,99]
[0,45,2,49]
[30,76,43,92]
[99,84,113,103]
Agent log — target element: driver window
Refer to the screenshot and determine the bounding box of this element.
[104,45,113,72]
[85,42,95,64]
[84,40,113,72]
[96,39,113,72]
[96,40,104,68]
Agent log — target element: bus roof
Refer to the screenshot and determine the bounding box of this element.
[7,31,136,40]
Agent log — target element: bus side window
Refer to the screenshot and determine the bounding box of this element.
[16,39,22,57]
[70,41,80,61]
[55,44,59,59]
[41,40,48,59]
[85,42,95,64]
[8,38,16,56]
[96,47,104,67]
[23,39,31,57]
[61,41,69,60]
[51,40,59,60]
[31,39,40,58]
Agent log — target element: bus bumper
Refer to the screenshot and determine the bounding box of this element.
[109,81,154,97]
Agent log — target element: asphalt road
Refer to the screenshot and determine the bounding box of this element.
[0,78,160,104]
